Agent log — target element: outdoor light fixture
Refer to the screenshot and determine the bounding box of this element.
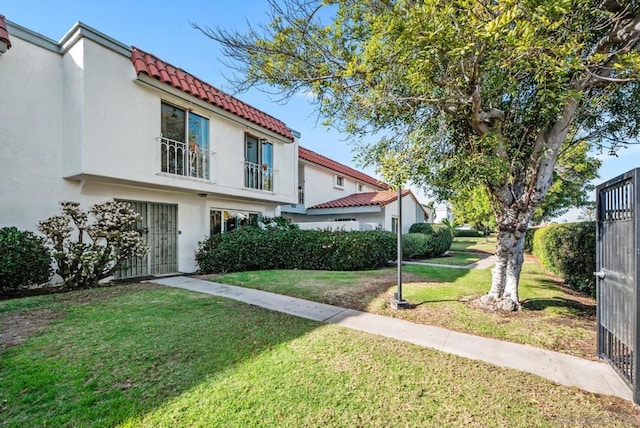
[198,193,207,198]
[392,186,412,310]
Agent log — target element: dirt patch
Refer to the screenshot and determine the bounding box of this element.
[323,272,426,311]
[0,309,60,351]
[52,283,164,306]
[0,283,164,352]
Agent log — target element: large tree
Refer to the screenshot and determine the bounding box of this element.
[197,0,640,310]
[450,141,601,228]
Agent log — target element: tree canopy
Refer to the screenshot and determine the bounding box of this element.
[198,0,640,310]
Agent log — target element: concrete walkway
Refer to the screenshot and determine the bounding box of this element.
[148,276,632,402]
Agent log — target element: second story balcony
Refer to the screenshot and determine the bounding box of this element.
[160,137,209,180]
[244,161,272,191]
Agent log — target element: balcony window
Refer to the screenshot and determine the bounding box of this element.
[160,102,209,179]
[244,134,273,191]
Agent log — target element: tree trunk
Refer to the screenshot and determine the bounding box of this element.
[480,225,526,311]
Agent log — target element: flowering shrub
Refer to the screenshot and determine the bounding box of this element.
[38,201,148,289]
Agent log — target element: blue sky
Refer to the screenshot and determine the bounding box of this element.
[3,0,638,217]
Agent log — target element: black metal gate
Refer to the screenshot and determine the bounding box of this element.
[596,168,640,404]
[116,201,178,279]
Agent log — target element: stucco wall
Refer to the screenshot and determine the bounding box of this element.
[300,162,381,208]
[384,194,421,234]
[0,35,79,231]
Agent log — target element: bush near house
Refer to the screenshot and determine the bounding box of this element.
[402,224,454,259]
[408,223,433,234]
[527,222,596,297]
[196,228,396,273]
[402,233,429,259]
[38,201,148,289]
[0,227,52,295]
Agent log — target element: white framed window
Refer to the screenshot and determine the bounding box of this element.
[357,183,364,192]
[210,209,259,235]
[244,134,273,191]
[335,175,345,188]
[160,101,209,179]
[391,216,399,234]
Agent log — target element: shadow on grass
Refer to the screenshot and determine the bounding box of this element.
[521,297,596,316]
[0,284,319,426]
[413,299,461,306]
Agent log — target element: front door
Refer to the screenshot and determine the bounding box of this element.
[116,201,178,278]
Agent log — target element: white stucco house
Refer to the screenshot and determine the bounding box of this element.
[0,16,298,278]
[434,204,455,223]
[280,147,429,233]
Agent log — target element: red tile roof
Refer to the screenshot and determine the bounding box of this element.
[309,189,411,209]
[0,15,11,50]
[299,147,389,190]
[131,47,293,140]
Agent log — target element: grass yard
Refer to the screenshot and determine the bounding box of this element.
[450,235,497,253]
[416,250,482,266]
[1,284,639,426]
[213,258,597,359]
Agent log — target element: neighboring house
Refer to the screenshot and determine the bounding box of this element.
[0,16,298,278]
[435,204,454,223]
[280,147,428,233]
[422,204,436,224]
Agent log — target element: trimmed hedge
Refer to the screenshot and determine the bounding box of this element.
[527,222,596,297]
[196,228,396,273]
[0,227,52,294]
[431,224,454,256]
[402,233,429,259]
[453,229,484,237]
[403,224,454,259]
[408,223,433,234]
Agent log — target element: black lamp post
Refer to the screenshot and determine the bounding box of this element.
[392,186,412,309]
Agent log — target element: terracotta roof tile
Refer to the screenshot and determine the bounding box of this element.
[309,189,411,209]
[131,47,293,140]
[0,15,11,50]
[299,147,389,190]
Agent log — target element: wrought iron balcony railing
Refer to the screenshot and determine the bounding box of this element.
[160,137,209,180]
[244,161,272,191]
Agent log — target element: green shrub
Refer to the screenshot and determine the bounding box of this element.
[429,224,454,256]
[196,229,396,273]
[402,233,428,259]
[453,229,483,237]
[524,227,537,253]
[401,225,453,259]
[0,227,52,294]
[408,223,433,234]
[529,222,595,297]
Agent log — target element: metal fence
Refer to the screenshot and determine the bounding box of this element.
[116,201,178,279]
[596,168,640,403]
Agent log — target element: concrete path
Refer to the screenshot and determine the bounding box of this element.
[148,276,632,402]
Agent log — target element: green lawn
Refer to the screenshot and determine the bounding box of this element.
[416,250,482,266]
[450,235,497,253]
[214,261,597,359]
[1,284,638,426]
